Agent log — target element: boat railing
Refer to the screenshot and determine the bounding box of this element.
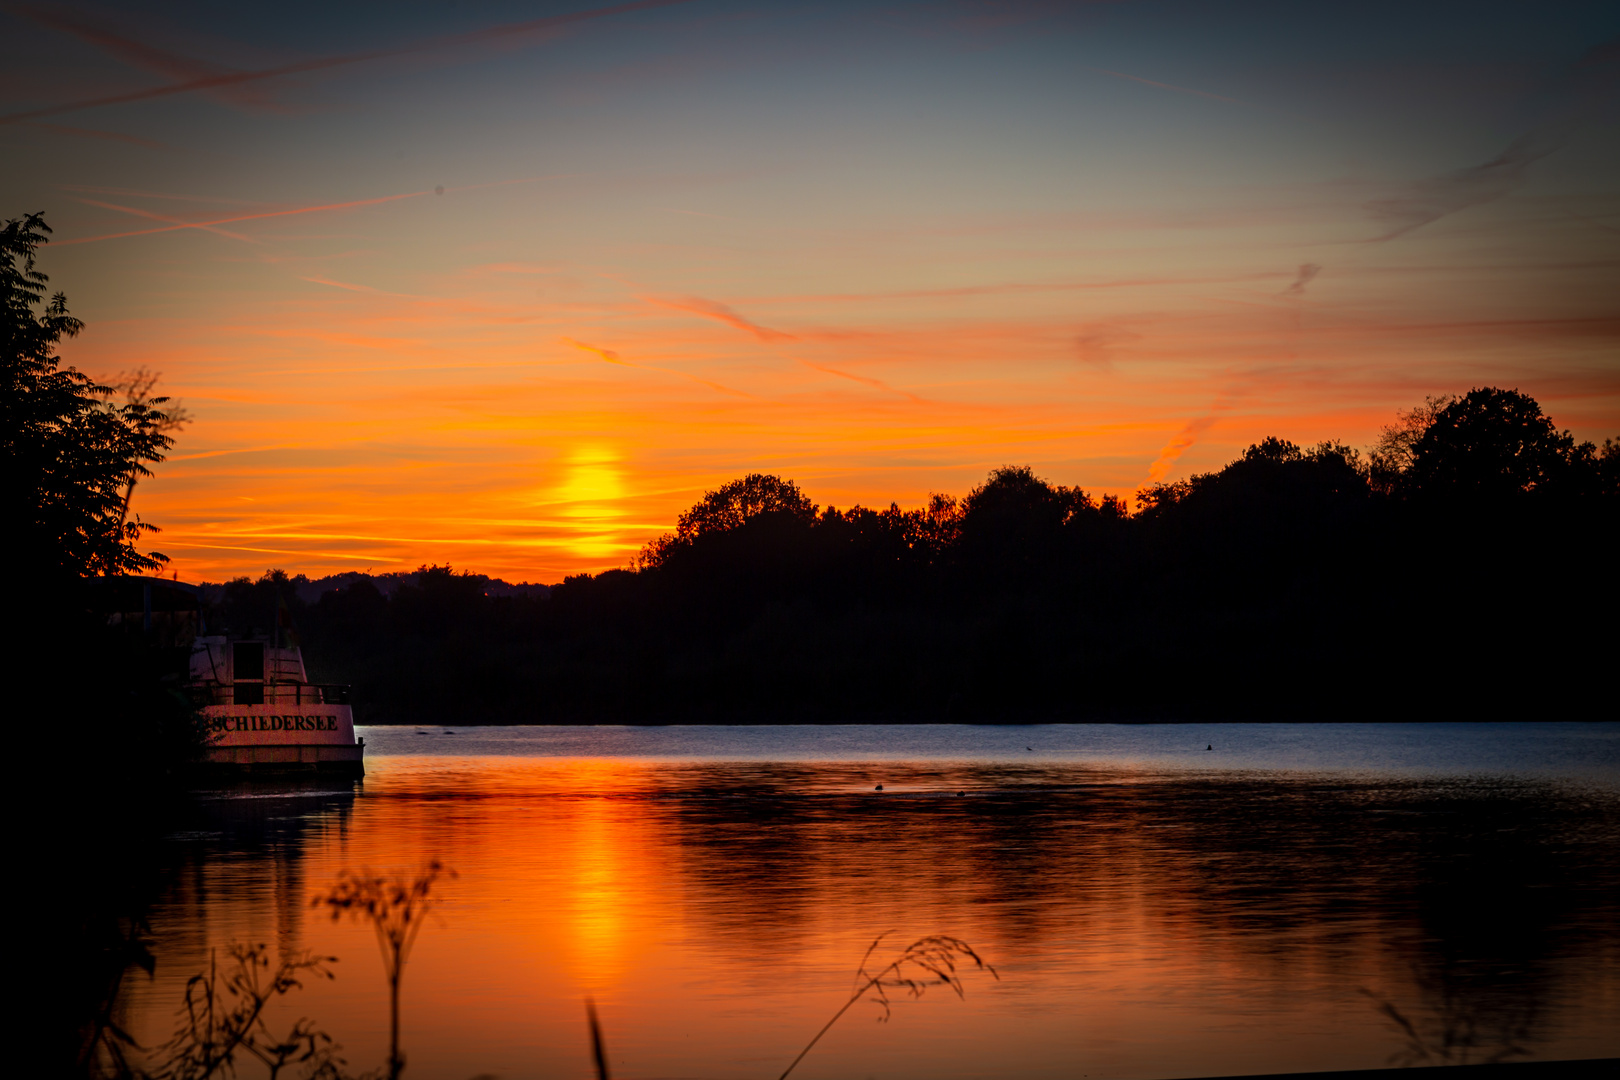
[190,683,353,707]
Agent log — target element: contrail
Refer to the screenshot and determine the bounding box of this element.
[74,196,256,242]
[0,0,697,125]
[14,3,282,111]
[55,189,431,244]
[58,173,574,245]
[1364,37,1618,241]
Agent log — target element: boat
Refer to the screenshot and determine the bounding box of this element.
[189,635,365,777]
[86,575,364,777]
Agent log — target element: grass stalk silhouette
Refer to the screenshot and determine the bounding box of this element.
[150,944,344,1080]
[585,999,611,1080]
[775,933,997,1080]
[1359,987,1531,1066]
[311,861,454,1080]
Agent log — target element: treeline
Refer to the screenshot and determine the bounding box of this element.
[213,387,1618,723]
[201,568,550,608]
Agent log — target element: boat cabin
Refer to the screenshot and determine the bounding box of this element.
[189,637,350,707]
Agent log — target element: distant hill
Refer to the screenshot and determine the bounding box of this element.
[198,569,551,606]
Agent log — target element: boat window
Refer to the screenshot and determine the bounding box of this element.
[234,641,264,682]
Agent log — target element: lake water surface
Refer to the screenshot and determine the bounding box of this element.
[126,724,1620,1080]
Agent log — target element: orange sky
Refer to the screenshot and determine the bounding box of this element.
[8,1,1617,582]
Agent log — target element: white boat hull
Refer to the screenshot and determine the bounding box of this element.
[199,704,364,776]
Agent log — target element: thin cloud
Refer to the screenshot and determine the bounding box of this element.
[647,295,796,342]
[565,338,634,367]
[76,196,255,242]
[757,270,1286,307]
[1144,415,1218,485]
[13,4,284,111]
[1,0,697,125]
[796,358,922,402]
[563,337,755,398]
[1282,263,1321,297]
[56,188,431,245]
[1074,323,1141,369]
[1366,136,1551,241]
[301,276,409,296]
[1365,37,1619,241]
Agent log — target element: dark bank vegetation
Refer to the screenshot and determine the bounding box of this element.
[218,388,1618,724]
[6,213,211,1077]
[6,210,204,781]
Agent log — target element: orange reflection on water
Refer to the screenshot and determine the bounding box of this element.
[123,756,1620,1080]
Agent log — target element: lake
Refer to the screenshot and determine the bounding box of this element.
[123,723,1620,1079]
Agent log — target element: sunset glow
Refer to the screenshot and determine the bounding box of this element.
[6,1,1616,581]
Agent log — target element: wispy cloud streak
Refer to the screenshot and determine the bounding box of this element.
[1365,37,1619,240]
[563,337,754,398]
[795,358,921,401]
[1366,137,1552,241]
[1,0,697,125]
[1144,415,1218,485]
[1282,263,1321,296]
[57,189,430,244]
[646,295,795,341]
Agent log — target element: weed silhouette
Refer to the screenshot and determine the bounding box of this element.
[1360,987,1531,1066]
[776,933,997,1080]
[150,944,345,1080]
[311,862,454,1080]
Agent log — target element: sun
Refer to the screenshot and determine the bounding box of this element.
[557,447,626,518]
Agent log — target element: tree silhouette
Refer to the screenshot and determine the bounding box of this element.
[1368,395,1454,496]
[205,387,1612,725]
[3,212,176,577]
[1407,387,1580,500]
[638,472,817,569]
[675,472,817,540]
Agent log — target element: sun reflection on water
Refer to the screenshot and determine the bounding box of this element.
[118,753,1620,1080]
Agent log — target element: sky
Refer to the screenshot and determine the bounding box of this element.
[4,0,1617,583]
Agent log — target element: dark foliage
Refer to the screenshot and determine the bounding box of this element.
[9,213,211,1078]
[6,211,207,785]
[1408,388,1584,500]
[4,212,176,578]
[218,387,1613,724]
